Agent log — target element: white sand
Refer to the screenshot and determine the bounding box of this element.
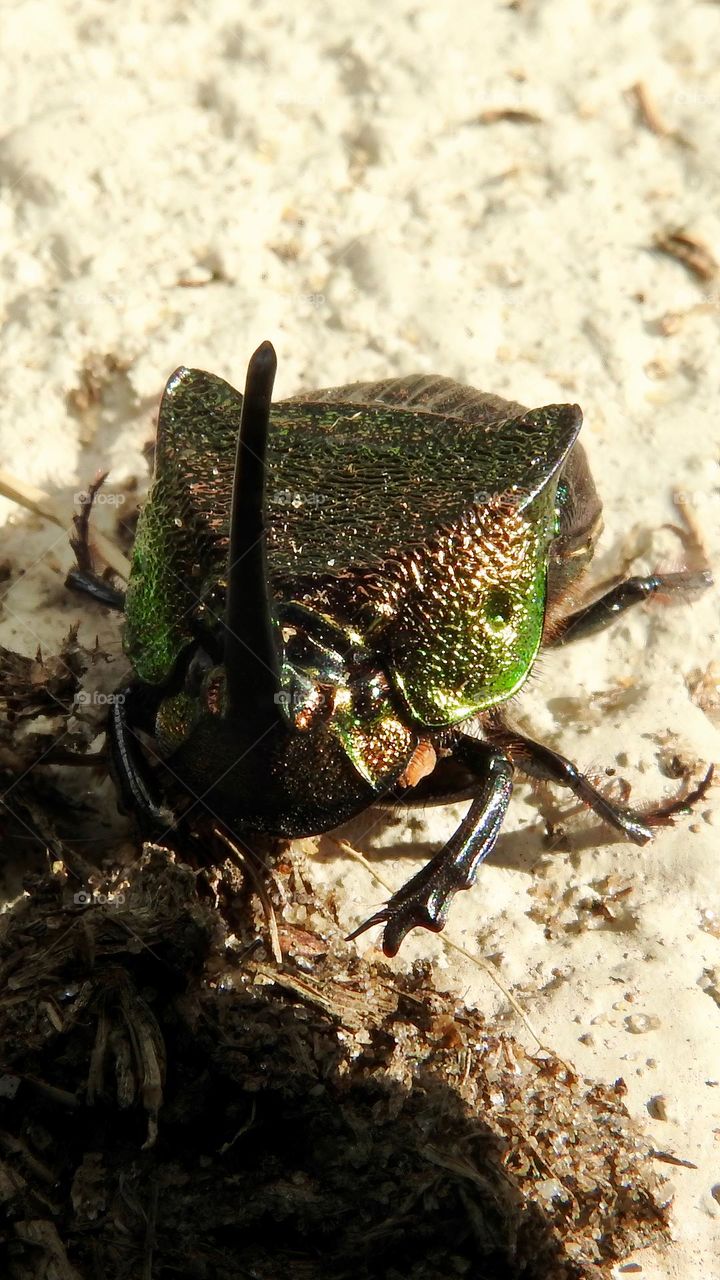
[1,2,719,1273]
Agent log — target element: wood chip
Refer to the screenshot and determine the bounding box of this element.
[653,229,718,282]
[469,107,542,125]
[650,1148,698,1169]
[629,81,670,135]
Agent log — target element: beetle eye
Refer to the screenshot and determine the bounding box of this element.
[554,479,571,536]
[483,587,514,631]
[184,648,226,715]
[186,647,216,697]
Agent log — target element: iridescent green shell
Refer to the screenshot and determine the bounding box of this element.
[124,370,582,726]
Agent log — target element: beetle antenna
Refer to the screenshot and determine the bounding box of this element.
[223,340,283,726]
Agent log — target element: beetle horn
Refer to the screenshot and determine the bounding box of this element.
[223,340,283,726]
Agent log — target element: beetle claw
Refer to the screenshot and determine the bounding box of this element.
[346,895,446,958]
[345,909,391,944]
[347,744,513,956]
[640,763,715,829]
[345,851,476,957]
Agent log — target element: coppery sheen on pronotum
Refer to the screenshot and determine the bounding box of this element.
[66,342,713,955]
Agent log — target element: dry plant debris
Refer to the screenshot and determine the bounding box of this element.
[653,228,719,282]
[628,81,671,136]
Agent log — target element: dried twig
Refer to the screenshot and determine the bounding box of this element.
[218,828,283,963]
[0,469,131,579]
[653,229,718,282]
[629,81,670,135]
[469,107,542,125]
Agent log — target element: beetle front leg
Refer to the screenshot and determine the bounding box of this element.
[547,568,711,646]
[108,685,174,837]
[66,568,125,611]
[487,719,664,842]
[65,472,126,611]
[347,739,513,956]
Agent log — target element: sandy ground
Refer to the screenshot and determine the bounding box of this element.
[1,1,719,1275]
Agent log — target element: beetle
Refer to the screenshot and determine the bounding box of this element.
[66,341,713,955]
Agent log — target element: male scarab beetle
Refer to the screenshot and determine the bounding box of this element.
[67,342,712,956]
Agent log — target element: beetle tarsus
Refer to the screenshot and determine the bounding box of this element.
[486,719,656,843]
[66,472,126,611]
[639,762,715,828]
[348,742,513,955]
[65,567,126,611]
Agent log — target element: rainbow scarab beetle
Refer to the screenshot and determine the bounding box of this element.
[67,342,712,955]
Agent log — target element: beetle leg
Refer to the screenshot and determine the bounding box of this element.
[107,685,174,836]
[547,569,712,646]
[66,568,126,610]
[65,472,126,611]
[486,718,655,842]
[347,740,513,956]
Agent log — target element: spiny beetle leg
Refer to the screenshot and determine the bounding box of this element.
[548,569,712,646]
[487,718,653,843]
[65,471,126,612]
[107,685,174,837]
[347,740,513,956]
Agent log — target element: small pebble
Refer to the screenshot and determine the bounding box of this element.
[647,1094,668,1121]
[625,1014,661,1034]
